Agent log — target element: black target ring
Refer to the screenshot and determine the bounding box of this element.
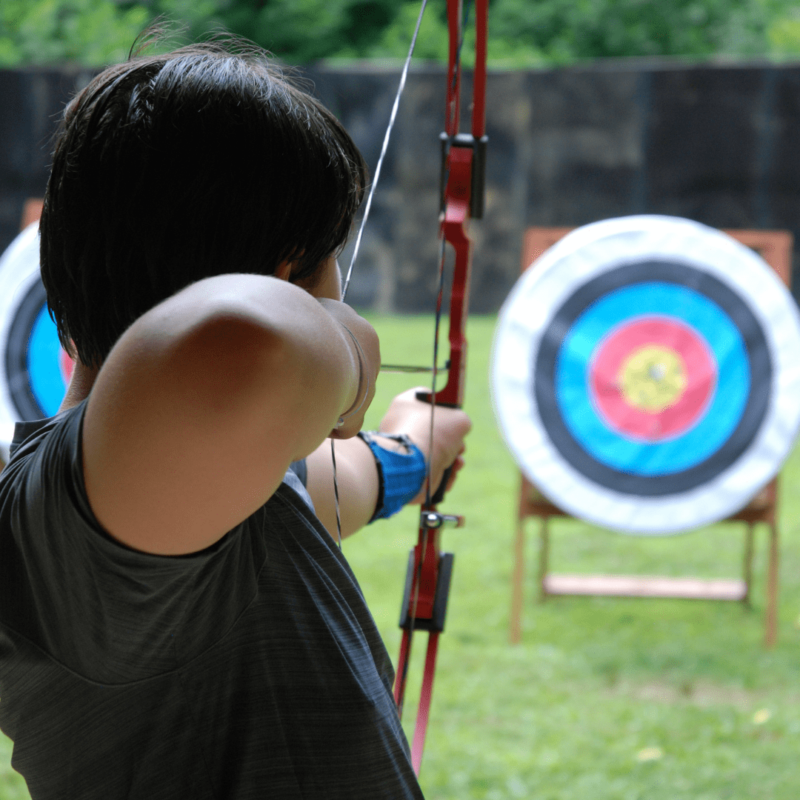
[5,277,49,420]
[534,260,771,496]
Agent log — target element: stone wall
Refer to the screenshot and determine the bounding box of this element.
[2,60,800,312]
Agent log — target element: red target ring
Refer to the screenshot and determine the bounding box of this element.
[589,316,716,441]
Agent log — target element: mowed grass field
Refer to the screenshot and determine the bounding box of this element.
[2,313,799,799]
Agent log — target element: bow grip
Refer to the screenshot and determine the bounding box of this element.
[415,389,459,503]
[429,465,453,505]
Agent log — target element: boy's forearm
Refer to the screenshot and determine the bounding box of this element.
[305,436,380,540]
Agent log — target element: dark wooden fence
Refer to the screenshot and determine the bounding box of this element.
[2,60,800,311]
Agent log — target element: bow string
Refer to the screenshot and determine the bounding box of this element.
[336,0,488,776]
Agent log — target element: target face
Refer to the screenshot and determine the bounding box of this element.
[0,223,74,452]
[491,216,800,534]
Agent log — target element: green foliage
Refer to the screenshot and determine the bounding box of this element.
[0,0,149,67]
[134,0,223,42]
[2,0,800,67]
[768,6,800,57]
[182,0,800,64]
[215,0,402,62]
[357,2,451,62]
[487,0,788,66]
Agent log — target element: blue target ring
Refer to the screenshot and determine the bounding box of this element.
[0,223,74,440]
[28,303,69,417]
[556,282,750,476]
[5,276,71,420]
[534,260,771,497]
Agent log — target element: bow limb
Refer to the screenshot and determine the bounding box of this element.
[393,0,488,776]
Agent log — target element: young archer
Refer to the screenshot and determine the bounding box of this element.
[0,40,470,799]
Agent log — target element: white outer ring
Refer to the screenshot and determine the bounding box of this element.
[491,215,800,535]
[0,223,43,456]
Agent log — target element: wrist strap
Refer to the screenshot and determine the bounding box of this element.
[357,432,426,522]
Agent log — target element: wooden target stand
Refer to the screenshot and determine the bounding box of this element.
[509,226,793,649]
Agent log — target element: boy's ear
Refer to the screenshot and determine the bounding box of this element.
[274,260,293,281]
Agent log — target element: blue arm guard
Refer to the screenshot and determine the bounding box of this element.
[357,432,427,522]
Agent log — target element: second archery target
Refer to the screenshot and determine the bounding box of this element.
[0,222,74,452]
[491,215,800,534]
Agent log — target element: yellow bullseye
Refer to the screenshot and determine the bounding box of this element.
[619,345,687,412]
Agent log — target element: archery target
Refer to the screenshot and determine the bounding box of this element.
[491,215,800,534]
[0,223,73,458]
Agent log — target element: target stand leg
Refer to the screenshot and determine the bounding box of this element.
[742,523,755,609]
[510,518,526,644]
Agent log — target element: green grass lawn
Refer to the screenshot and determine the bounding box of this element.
[2,313,799,799]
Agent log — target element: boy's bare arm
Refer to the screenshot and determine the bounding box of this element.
[81,273,379,555]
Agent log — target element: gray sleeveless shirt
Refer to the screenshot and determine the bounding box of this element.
[0,402,422,799]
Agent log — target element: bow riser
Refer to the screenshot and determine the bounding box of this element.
[445,0,464,134]
[434,146,474,409]
[392,0,488,776]
[397,528,443,632]
[398,146,473,653]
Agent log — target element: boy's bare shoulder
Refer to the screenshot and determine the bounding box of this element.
[80,274,359,556]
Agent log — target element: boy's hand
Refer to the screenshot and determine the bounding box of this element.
[376,388,472,503]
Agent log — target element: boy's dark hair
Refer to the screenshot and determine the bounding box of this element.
[40,40,368,367]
